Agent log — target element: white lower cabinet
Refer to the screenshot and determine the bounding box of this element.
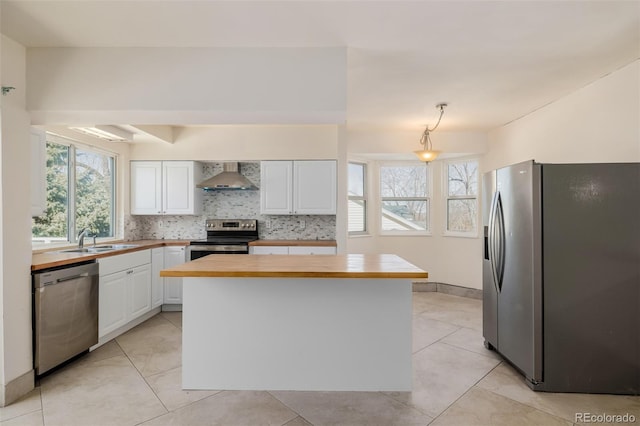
[163,246,186,304]
[129,265,152,319]
[250,245,336,255]
[98,271,128,337]
[151,247,164,308]
[98,250,152,338]
[250,246,289,255]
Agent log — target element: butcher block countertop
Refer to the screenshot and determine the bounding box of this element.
[248,240,337,247]
[32,240,190,271]
[160,253,427,279]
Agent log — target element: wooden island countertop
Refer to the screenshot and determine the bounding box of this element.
[160,253,427,279]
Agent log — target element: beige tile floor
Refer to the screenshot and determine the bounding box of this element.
[2,292,640,426]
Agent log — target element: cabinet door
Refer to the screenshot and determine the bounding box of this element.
[151,248,164,308]
[250,246,289,255]
[163,161,199,214]
[288,246,337,255]
[164,246,186,304]
[293,161,337,214]
[260,161,293,214]
[99,271,128,337]
[30,128,47,217]
[128,264,152,320]
[131,161,162,215]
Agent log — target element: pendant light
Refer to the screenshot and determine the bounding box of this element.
[414,103,447,162]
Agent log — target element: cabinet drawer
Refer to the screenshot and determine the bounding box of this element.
[250,246,289,255]
[98,250,151,276]
[288,246,337,255]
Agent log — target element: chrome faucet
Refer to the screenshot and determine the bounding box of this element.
[77,228,90,249]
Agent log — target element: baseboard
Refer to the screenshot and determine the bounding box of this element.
[162,304,183,312]
[0,369,35,407]
[91,307,162,350]
[412,281,482,300]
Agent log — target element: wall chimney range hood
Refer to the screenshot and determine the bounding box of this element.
[197,163,258,190]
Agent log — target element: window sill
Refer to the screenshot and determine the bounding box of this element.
[442,231,479,239]
[348,233,372,239]
[379,231,432,237]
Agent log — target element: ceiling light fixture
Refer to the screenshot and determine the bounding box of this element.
[414,103,447,162]
[69,125,134,142]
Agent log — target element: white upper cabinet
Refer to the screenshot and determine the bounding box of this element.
[130,161,162,215]
[260,161,293,214]
[260,160,336,215]
[293,160,337,215]
[31,128,47,217]
[131,161,202,215]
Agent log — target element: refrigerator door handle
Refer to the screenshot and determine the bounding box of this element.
[488,191,499,293]
[488,191,506,292]
[494,192,506,291]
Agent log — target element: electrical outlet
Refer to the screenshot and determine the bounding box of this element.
[299,220,305,229]
[266,220,271,229]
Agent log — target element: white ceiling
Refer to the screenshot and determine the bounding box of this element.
[2,1,639,132]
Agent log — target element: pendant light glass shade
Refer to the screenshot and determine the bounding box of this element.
[414,149,441,162]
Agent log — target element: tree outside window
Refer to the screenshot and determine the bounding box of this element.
[380,164,429,232]
[446,160,478,234]
[32,138,115,245]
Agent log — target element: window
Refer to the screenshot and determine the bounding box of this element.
[32,137,116,245]
[446,159,478,235]
[348,162,367,234]
[380,163,429,233]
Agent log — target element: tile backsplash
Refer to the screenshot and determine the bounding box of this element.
[124,162,336,241]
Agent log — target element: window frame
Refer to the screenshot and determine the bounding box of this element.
[31,134,118,248]
[378,161,432,236]
[443,157,479,238]
[347,161,369,236]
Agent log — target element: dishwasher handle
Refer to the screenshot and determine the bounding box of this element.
[51,272,90,285]
[33,262,99,289]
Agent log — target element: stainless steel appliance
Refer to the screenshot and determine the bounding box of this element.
[196,163,258,190]
[33,261,99,376]
[188,219,259,260]
[483,160,640,394]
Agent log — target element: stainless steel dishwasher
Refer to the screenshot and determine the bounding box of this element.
[33,261,99,376]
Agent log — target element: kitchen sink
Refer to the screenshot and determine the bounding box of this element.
[59,244,139,254]
[94,244,139,250]
[60,247,115,253]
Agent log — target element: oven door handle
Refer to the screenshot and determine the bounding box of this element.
[189,245,248,251]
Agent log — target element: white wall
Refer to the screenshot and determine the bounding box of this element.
[27,47,346,125]
[347,129,488,288]
[485,60,640,171]
[0,35,34,402]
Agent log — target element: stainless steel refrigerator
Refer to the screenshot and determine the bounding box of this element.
[483,160,640,394]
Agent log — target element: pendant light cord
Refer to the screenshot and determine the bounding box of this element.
[420,103,447,150]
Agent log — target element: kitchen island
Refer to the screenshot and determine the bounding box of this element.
[161,253,427,392]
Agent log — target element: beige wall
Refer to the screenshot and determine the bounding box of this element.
[0,35,34,403]
[129,125,339,161]
[485,60,640,171]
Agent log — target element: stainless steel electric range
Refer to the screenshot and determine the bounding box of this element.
[187,219,258,260]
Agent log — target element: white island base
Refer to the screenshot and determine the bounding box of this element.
[182,276,412,391]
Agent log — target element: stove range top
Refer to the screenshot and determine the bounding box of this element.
[189,219,259,246]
